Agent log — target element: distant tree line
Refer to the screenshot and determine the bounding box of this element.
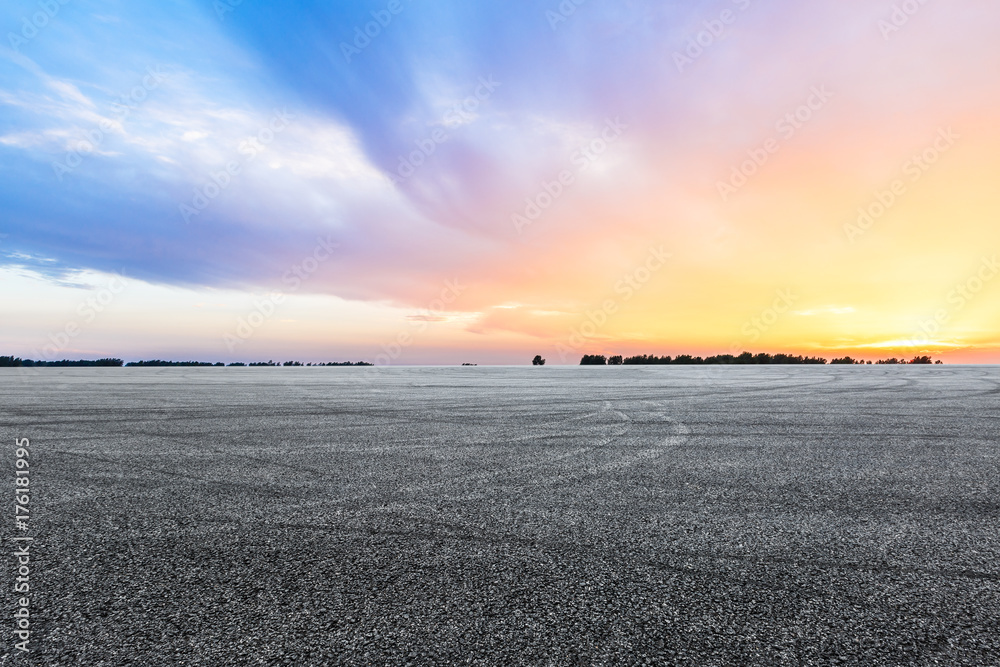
[244,361,373,367]
[1,356,373,368]
[0,356,123,367]
[126,360,224,367]
[874,356,935,365]
[830,355,938,365]
[580,355,609,365]
[577,352,941,365]
[136,360,375,367]
[299,361,373,367]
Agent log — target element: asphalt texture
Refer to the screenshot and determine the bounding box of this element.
[1,365,998,666]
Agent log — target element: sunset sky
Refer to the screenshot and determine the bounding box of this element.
[2,0,998,364]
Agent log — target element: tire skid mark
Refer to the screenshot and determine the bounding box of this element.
[314,404,634,508]
[321,401,691,537]
[389,410,632,496]
[44,450,293,500]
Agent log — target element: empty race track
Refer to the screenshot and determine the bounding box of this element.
[1,366,998,665]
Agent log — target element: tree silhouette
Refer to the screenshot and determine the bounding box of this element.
[532,355,546,366]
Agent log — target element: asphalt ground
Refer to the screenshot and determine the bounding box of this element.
[1,365,998,665]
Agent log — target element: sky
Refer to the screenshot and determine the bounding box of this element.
[1,0,999,364]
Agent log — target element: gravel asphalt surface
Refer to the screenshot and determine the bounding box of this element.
[1,365,998,665]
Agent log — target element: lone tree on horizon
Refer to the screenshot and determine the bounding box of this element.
[532,355,546,366]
